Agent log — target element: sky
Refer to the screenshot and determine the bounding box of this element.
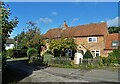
[5,2,119,38]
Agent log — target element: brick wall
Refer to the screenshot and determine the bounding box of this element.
[74,36,106,56]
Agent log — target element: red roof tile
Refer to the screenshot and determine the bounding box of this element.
[105,33,120,50]
[43,22,108,38]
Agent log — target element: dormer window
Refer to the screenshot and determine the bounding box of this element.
[88,37,97,43]
[112,41,119,47]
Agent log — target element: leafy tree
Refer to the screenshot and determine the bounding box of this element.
[49,37,77,57]
[14,21,42,49]
[1,2,19,50]
[1,2,18,69]
[108,26,120,33]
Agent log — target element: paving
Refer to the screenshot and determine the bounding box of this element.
[20,67,119,82]
[6,59,119,83]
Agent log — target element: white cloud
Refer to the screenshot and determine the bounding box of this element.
[39,17,53,24]
[107,17,120,27]
[51,12,57,15]
[71,18,79,23]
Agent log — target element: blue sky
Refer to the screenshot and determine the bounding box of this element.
[5,2,118,38]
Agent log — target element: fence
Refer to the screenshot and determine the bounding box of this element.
[12,49,27,58]
[82,58,101,65]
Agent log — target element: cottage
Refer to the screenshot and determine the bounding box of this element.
[5,38,15,50]
[43,21,120,57]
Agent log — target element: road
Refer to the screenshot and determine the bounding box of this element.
[6,59,119,83]
[20,67,119,82]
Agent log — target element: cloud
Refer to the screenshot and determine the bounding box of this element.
[71,18,79,23]
[107,17,120,27]
[51,12,57,15]
[39,17,53,24]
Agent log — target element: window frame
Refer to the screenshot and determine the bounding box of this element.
[111,41,119,47]
[92,50,100,57]
[88,37,97,43]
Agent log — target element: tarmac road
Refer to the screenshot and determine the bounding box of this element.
[6,59,119,83]
[20,67,119,82]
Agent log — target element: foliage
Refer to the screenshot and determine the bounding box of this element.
[27,48,38,57]
[27,48,38,63]
[43,53,54,64]
[83,50,93,59]
[7,49,13,58]
[49,57,71,66]
[108,26,120,33]
[109,49,120,58]
[108,49,120,64]
[1,2,19,50]
[14,21,42,49]
[49,37,77,57]
[1,2,18,70]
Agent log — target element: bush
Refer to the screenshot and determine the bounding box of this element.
[83,50,93,59]
[109,49,120,58]
[43,53,54,64]
[7,49,13,58]
[27,48,38,61]
[53,49,61,57]
[109,49,120,64]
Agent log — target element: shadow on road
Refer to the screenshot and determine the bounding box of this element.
[2,59,48,83]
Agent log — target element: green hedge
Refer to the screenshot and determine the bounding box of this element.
[27,48,38,62]
[43,53,54,64]
[7,49,13,58]
[83,50,93,59]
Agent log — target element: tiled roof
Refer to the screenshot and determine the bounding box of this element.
[43,22,108,39]
[105,33,120,50]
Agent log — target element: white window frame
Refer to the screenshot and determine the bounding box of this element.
[92,50,100,58]
[88,37,97,43]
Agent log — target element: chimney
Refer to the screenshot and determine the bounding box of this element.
[63,20,68,29]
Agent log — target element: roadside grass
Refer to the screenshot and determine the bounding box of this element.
[49,63,120,71]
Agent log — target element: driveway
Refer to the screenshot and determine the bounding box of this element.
[6,59,119,83]
[20,67,119,82]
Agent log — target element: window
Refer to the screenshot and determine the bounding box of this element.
[92,50,100,57]
[65,49,72,57]
[96,50,100,56]
[88,37,97,43]
[112,41,119,47]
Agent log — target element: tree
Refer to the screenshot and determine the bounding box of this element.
[1,2,18,70]
[14,21,42,49]
[108,26,120,33]
[1,2,19,50]
[49,37,77,57]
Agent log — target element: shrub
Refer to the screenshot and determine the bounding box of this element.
[7,49,13,58]
[27,48,38,61]
[83,50,93,59]
[53,49,61,57]
[43,53,54,64]
[108,49,120,64]
[109,49,120,58]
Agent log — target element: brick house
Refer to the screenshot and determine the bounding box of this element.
[43,21,120,57]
